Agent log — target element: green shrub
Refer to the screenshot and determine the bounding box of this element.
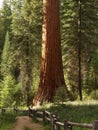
[54,86,68,103]
[0,75,23,107]
[90,90,98,99]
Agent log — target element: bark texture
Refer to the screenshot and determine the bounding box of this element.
[33,0,71,106]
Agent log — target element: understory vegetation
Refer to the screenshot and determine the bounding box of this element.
[1,101,98,130]
[0,112,17,130]
[40,101,98,130]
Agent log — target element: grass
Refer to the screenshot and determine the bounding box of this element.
[24,127,32,130]
[0,112,16,130]
[40,100,98,130]
[43,123,51,130]
[0,109,27,130]
[1,100,98,130]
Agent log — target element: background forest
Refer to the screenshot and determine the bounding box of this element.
[0,0,98,107]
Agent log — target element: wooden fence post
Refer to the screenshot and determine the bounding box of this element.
[64,120,68,130]
[93,120,98,130]
[56,117,60,130]
[54,118,58,130]
[69,125,73,130]
[33,109,37,118]
[43,111,46,122]
[2,108,5,114]
[50,113,54,130]
[28,107,30,116]
[14,107,18,113]
[56,123,60,130]
[50,113,56,130]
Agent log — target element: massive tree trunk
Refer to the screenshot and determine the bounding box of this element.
[33,0,72,106]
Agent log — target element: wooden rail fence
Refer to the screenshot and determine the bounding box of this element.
[29,108,98,130]
[0,107,28,115]
[1,107,98,130]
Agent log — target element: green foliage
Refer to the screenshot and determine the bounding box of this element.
[54,87,68,103]
[0,13,4,56]
[83,49,98,94]
[83,90,98,100]
[10,0,42,106]
[0,0,12,53]
[0,75,23,107]
[1,31,11,77]
[0,1,12,79]
[90,90,98,100]
[61,0,98,99]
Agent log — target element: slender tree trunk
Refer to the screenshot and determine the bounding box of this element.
[78,0,82,100]
[33,0,73,106]
[20,37,32,107]
[25,59,32,106]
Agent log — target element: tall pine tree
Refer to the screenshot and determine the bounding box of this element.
[61,0,98,99]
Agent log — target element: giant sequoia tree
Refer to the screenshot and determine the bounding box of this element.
[33,0,72,106]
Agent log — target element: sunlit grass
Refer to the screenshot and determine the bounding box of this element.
[40,100,98,130]
[39,100,98,110]
[66,100,98,106]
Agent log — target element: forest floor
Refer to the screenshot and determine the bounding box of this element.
[9,116,44,130]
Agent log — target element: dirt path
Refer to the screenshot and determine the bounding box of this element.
[9,116,44,130]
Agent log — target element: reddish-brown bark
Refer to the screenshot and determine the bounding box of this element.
[33,0,72,106]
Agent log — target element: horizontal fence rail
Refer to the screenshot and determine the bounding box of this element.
[68,121,92,129]
[0,108,18,114]
[29,108,98,130]
[0,107,28,115]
